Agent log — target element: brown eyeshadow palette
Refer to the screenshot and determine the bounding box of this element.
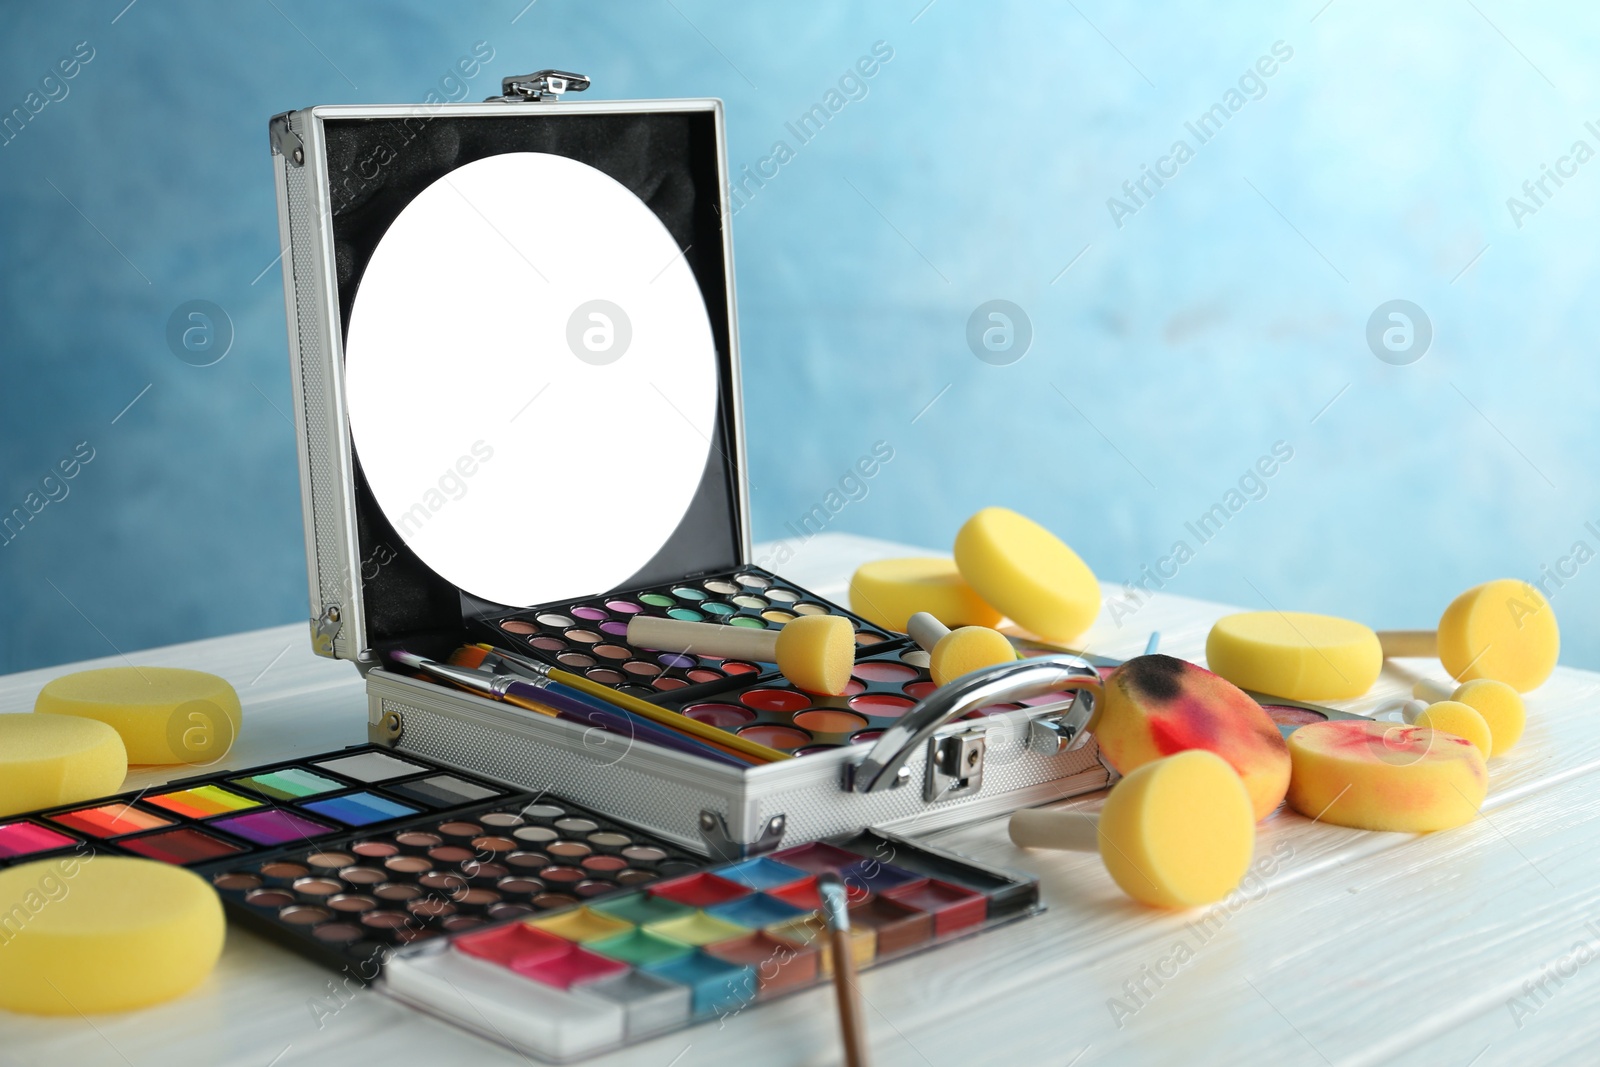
[485,565,900,704]
[380,828,1041,1063]
[0,745,710,979]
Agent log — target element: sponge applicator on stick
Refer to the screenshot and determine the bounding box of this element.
[953,507,1100,644]
[906,612,1017,687]
[1009,750,1256,908]
[627,614,855,695]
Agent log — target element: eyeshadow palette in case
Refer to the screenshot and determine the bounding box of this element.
[270,70,1111,858]
[0,745,713,978]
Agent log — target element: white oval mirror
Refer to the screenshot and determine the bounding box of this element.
[344,151,719,607]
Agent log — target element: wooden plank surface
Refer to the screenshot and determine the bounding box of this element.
[2,533,1593,1066]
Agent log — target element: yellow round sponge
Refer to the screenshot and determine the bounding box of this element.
[1444,679,1526,756]
[35,667,241,765]
[0,714,127,819]
[1437,580,1559,692]
[848,557,1002,633]
[953,507,1098,644]
[1413,701,1493,759]
[1098,750,1256,908]
[1206,612,1382,701]
[773,615,855,696]
[0,856,224,1014]
[1286,720,1486,833]
[930,626,1017,687]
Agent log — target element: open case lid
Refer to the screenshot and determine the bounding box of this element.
[271,75,748,664]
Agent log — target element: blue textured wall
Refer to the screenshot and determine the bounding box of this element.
[1,1,1595,675]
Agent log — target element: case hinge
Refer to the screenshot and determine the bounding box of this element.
[490,69,590,103]
[697,810,785,861]
[311,605,342,657]
[269,114,304,166]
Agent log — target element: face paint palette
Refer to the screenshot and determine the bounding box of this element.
[487,565,897,703]
[657,643,1086,756]
[382,829,1040,1063]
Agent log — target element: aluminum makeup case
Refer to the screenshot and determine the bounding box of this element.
[269,69,1111,857]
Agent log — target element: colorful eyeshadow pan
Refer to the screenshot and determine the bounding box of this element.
[211,809,336,846]
[121,827,243,864]
[384,775,502,809]
[49,803,172,839]
[233,768,345,800]
[303,792,419,827]
[0,822,78,858]
[149,785,262,818]
[313,752,429,783]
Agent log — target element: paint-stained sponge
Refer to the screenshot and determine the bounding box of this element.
[36,667,241,765]
[953,508,1099,644]
[0,714,126,818]
[848,557,1002,633]
[0,856,224,1014]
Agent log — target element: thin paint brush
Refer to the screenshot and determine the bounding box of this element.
[448,645,759,765]
[818,871,870,1067]
[471,643,792,763]
[390,651,752,770]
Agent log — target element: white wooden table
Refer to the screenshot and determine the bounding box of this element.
[4,533,1596,1067]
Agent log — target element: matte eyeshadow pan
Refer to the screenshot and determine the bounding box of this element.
[313,752,430,783]
[121,827,243,864]
[48,803,172,839]
[0,822,78,858]
[303,792,419,827]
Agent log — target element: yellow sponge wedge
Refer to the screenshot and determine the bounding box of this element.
[1206,612,1383,702]
[0,856,224,1014]
[0,714,127,819]
[953,507,1099,644]
[36,667,241,765]
[1421,679,1525,756]
[1286,720,1486,833]
[848,557,1002,633]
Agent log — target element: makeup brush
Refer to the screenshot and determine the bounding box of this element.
[450,645,758,764]
[817,871,870,1067]
[467,644,793,764]
[389,651,752,769]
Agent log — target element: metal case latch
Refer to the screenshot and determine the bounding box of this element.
[926,729,985,802]
[492,69,591,103]
[311,605,342,656]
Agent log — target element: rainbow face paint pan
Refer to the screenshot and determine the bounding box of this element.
[380,828,1040,1062]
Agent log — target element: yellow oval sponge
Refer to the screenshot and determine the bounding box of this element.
[1437,580,1559,692]
[848,557,1001,633]
[1206,612,1382,701]
[1286,720,1486,832]
[1413,701,1493,760]
[953,508,1098,644]
[1098,750,1256,908]
[0,714,127,818]
[35,667,241,765]
[0,856,224,1014]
